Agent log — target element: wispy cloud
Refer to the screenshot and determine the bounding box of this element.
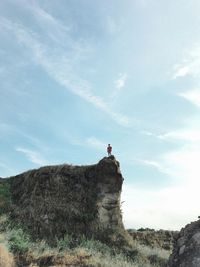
[178,89,200,107]
[162,129,200,142]
[125,137,200,229]
[136,158,165,171]
[142,128,200,142]
[0,10,131,127]
[115,73,128,90]
[140,128,200,182]
[172,65,190,79]
[86,137,105,151]
[172,44,200,79]
[16,147,48,166]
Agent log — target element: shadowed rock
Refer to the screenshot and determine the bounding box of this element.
[169,219,200,267]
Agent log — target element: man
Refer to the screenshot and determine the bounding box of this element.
[107,144,112,156]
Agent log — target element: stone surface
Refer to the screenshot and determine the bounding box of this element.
[169,219,200,267]
[9,156,125,241]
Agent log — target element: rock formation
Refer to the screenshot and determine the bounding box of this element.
[9,156,125,242]
[128,228,177,251]
[169,219,200,267]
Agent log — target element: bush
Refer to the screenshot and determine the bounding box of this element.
[8,227,30,254]
[56,234,74,250]
[79,235,113,255]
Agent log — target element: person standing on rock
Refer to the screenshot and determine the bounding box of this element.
[107,144,112,156]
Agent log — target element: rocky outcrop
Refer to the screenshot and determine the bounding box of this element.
[128,228,177,251]
[169,219,200,267]
[9,156,125,242]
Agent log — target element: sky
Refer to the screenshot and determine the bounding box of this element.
[1,0,200,231]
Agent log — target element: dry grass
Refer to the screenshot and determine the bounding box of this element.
[0,244,15,267]
[0,215,170,267]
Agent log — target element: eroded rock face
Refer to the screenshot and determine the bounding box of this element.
[9,156,124,240]
[169,219,200,267]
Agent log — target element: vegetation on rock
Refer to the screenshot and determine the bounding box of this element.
[0,157,172,266]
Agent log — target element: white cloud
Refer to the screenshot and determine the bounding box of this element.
[161,129,200,142]
[115,73,128,90]
[126,137,200,230]
[0,16,131,127]
[178,89,200,107]
[16,147,48,166]
[142,127,200,142]
[135,158,168,174]
[86,137,105,151]
[172,45,200,79]
[131,119,200,230]
[162,145,200,182]
[141,127,200,179]
[172,65,190,79]
[122,183,199,230]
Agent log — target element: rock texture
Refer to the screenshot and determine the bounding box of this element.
[169,219,200,267]
[128,228,177,251]
[9,156,125,241]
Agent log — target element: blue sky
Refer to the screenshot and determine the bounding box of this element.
[1,0,200,230]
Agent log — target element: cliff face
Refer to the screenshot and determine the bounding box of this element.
[9,156,125,241]
[169,219,200,267]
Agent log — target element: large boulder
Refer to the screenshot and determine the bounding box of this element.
[169,219,200,267]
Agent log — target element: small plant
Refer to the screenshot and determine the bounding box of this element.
[56,234,74,250]
[79,235,112,255]
[8,227,30,254]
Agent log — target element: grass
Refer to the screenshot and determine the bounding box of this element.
[0,221,169,267]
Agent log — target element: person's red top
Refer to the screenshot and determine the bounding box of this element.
[107,146,112,152]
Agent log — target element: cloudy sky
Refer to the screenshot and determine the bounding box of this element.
[1,0,200,230]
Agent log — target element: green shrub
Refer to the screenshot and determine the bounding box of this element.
[8,227,30,254]
[79,235,113,255]
[56,234,74,250]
